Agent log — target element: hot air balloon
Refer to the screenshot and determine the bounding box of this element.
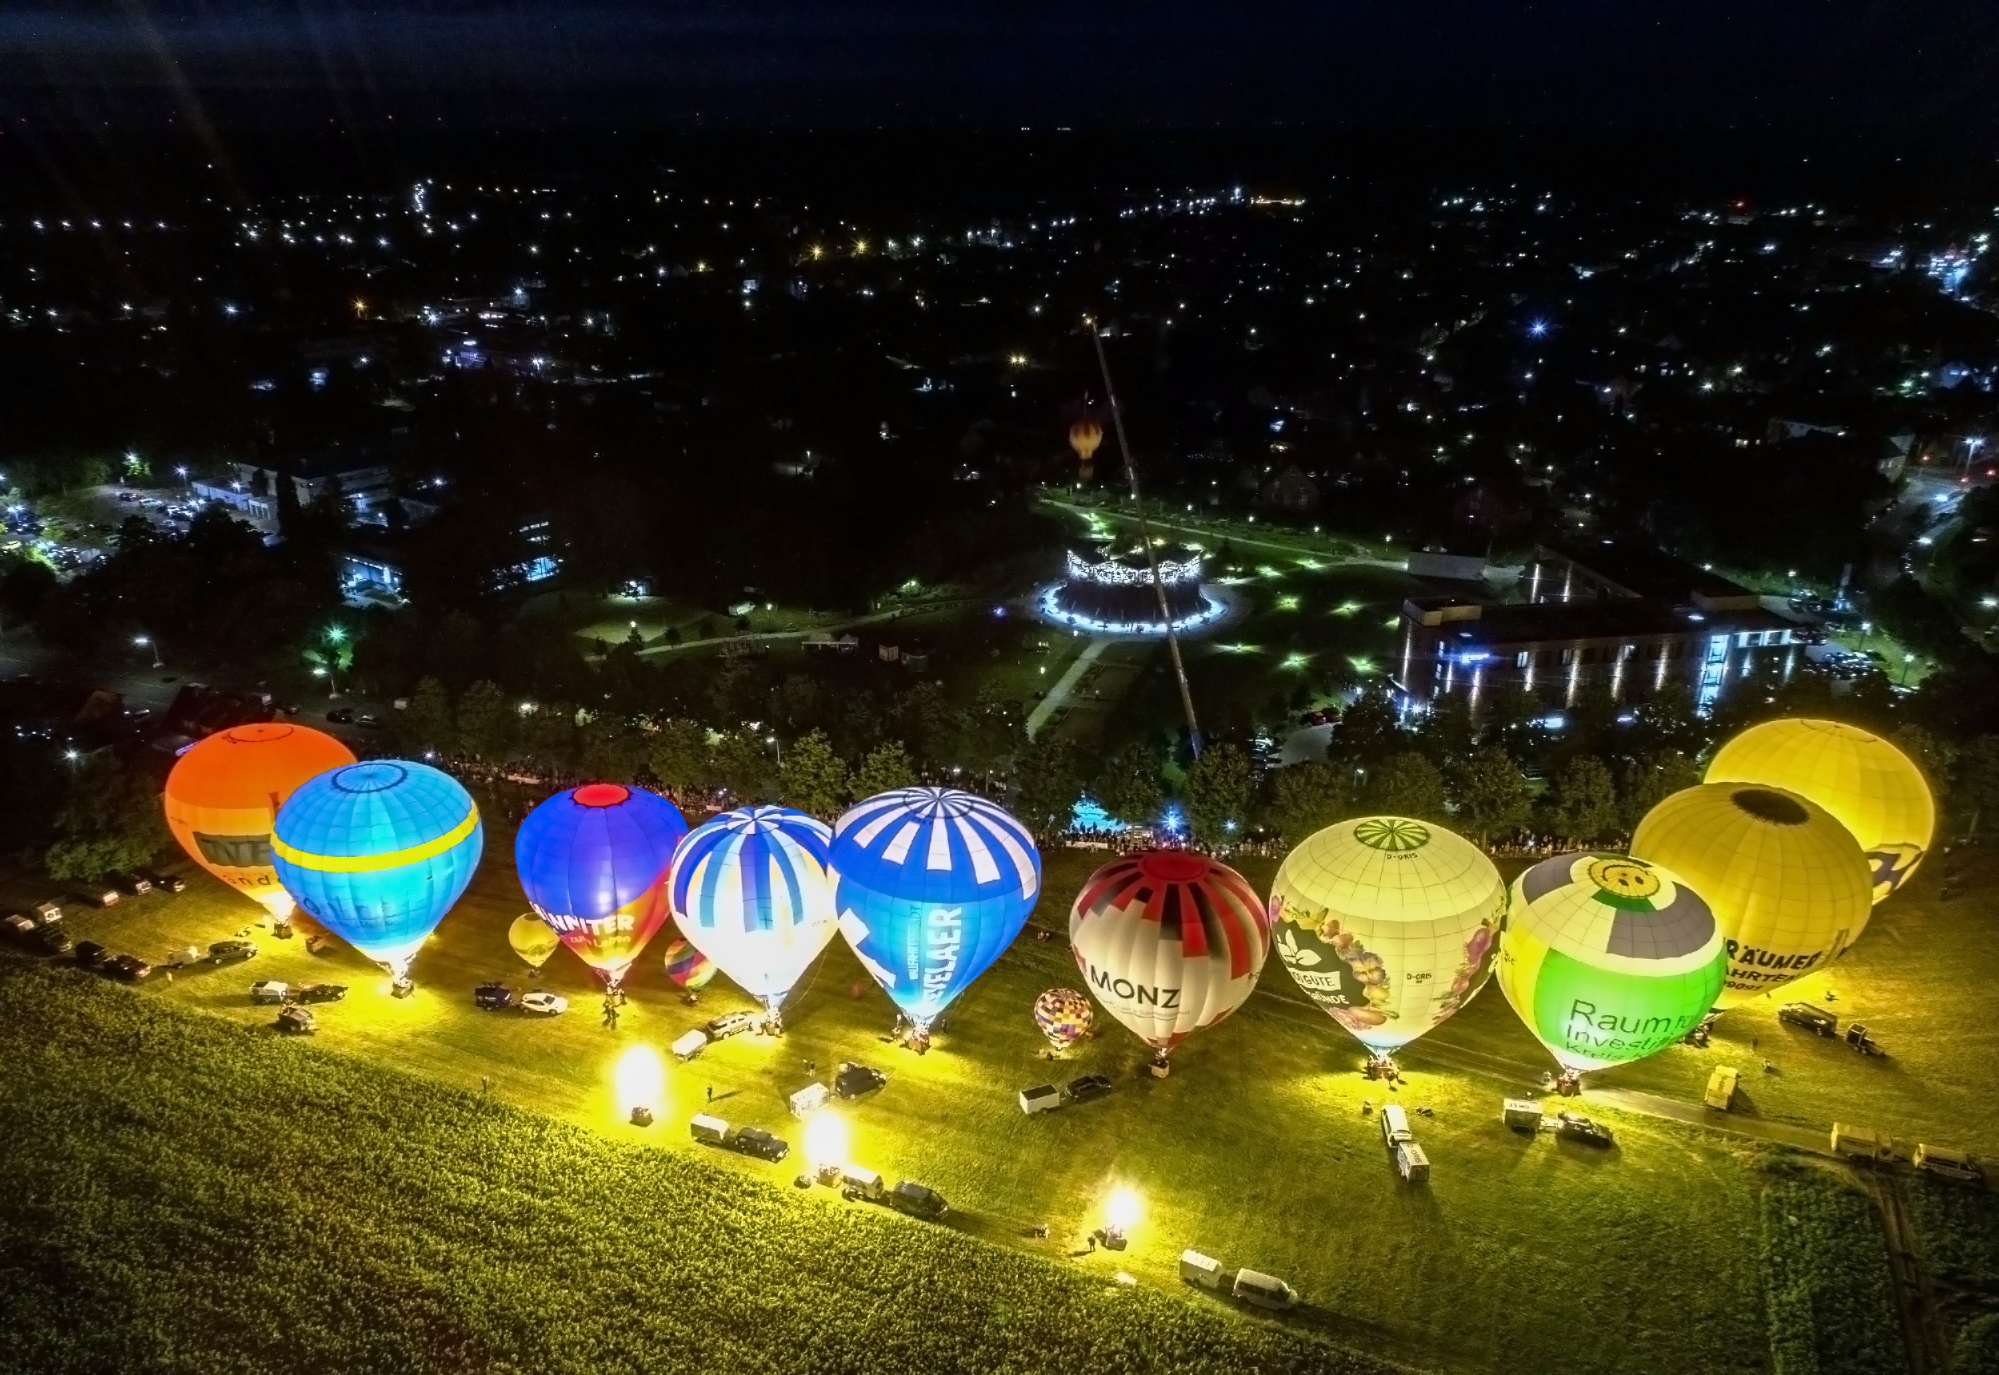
[670,805,837,1018]
[1068,850,1270,1066]
[1497,851,1727,1087]
[163,723,356,920]
[1031,988,1094,1051]
[515,783,689,990]
[829,787,1041,1040]
[1268,816,1504,1072]
[509,913,560,975]
[1068,417,1104,472]
[661,938,717,990]
[271,760,483,982]
[1631,784,1873,1007]
[1705,718,1935,902]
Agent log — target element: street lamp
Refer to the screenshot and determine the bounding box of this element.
[1901,652,1916,685]
[133,634,163,669]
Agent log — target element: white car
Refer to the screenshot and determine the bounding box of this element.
[250,980,289,1005]
[520,991,567,1016]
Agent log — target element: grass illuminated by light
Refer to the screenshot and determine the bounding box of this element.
[1275,594,1301,611]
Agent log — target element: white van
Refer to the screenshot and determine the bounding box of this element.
[689,1113,729,1145]
[1232,1269,1297,1310]
[1395,1141,1431,1183]
[1380,1103,1412,1147]
[671,1029,709,1062]
[1913,1144,1983,1184]
[1179,1250,1225,1290]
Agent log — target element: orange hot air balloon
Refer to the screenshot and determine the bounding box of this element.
[1069,418,1104,464]
[163,723,356,920]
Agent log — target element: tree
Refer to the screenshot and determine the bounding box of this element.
[778,729,848,818]
[579,715,644,783]
[1453,747,1532,846]
[456,680,514,761]
[1094,740,1166,828]
[1889,724,1953,808]
[0,556,55,628]
[774,674,826,731]
[1369,751,1448,824]
[647,719,712,796]
[711,730,776,802]
[404,677,456,755]
[1333,685,1401,764]
[519,702,579,771]
[1618,751,1702,833]
[852,740,916,798]
[1549,756,1620,844]
[45,753,168,881]
[1957,735,1999,836]
[708,657,762,723]
[1013,735,1081,838]
[1415,695,1475,769]
[1271,760,1350,844]
[1184,742,1255,846]
[891,680,955,764]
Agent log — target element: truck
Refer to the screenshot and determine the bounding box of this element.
[1704,1065,1739,1111]
[1232,1269,1298,1311]
[1380,1103,1412,1147]
[1018,1083,1062,1115]
[1913,1145,1983,1184]
[1503,1098,1543,1132]
[1394,1141,1431,1183]
[1179,1250,1225,1291]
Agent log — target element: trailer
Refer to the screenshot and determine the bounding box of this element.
[1395,1141,1431,1183]
[1179,1250,1225,1291]
[1503,1098,1543,1132]
[1704,1065,1739,1111]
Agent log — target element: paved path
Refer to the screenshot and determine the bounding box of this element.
[629,598,977,660]
[1039,496,1407,569]
[1026,638,1110,739]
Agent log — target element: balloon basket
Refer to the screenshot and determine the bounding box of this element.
[629,1106,654,1127]
[1555,1071,1583,1097]
[1363,1055,1400,1082]
[391,977,415,1000]
[272,919,294,940]
[1144,1055,1171,1080]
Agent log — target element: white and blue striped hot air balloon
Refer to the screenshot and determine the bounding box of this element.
[668,806,838,1013]
[829,787,1041,1031]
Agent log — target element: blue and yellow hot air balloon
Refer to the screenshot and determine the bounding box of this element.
[271,760,483,980]
[516,783,689,990]
[829,787,1041,1034]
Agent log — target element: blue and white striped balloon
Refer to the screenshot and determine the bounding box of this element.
[669,805,838,1011]
[829,787,1041,1030]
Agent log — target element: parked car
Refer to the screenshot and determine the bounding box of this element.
[276,1006,316,1035]
[833,1062,887,1099]
[729,1127,790,1163]
[72,885,120,908]
[73,940,112,970]
[1066,1073,1114,1104]
[1554,1110,1614,1147]
[109,953,153,981]
[326,708,355,724]
[889,1180,949,1220]
[1913,1144,1983,1184]
[1779,1002,1838,1036]
[28,925,73,956]
[473,982,514,1010]
[294,982,348,1004]
[209,939,257,962]
[139,870,186,893]
[1,913,37,942]
[275,702,301,717]
[706,1011,759,1039]
[520,991,567,1016]
[111,872,153,897]
[358,712,383,730]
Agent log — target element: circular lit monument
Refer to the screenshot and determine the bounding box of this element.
[1040,544,1224,635]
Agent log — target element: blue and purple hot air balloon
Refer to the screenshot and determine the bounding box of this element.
[515,782,688,988]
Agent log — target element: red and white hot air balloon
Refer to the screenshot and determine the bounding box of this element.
[1068,850,1271,1065]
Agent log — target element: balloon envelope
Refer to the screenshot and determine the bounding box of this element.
[1068,418,1104,463]
[515,783,688,986]
[271,760,483,975]
[508,913,561,971]
[670,805,837,1009]
[1068,850,1270,1054]
[1031,988,1093,1049]
[1497,851,1727,1073]
[1268,816,1504,1055]
[163,723,356,919]
[661,938,717,989]
[830,787,1041,1030]
[1705,718,1935,902]
[1631,784,1873,1007]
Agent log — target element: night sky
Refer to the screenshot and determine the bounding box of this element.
[1,1,1995,130]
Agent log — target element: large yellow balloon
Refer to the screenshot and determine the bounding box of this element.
[1705,718,1935,902]
[1269,816,1505,1056]
[508,913,561,973]
[1631,784,1872,1007]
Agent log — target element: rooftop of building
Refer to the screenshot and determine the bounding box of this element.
[1534,537,1758,608]
[1405,594,1791,646]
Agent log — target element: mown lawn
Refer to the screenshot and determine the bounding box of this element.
[10,841,1785,1375]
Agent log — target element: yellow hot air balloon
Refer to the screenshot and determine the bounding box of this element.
[163,723,356,920]
[1630,784,1872,1008]
[1705,718,1935,902]
[509,913,561,975]
[1068,418,1104,464]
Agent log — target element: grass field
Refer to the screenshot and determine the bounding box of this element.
[17,836,1920,1375]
